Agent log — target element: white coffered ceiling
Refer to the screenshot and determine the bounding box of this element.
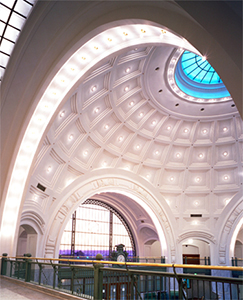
[25,42,242,236]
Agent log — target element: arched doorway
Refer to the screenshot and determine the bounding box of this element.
[16,225,37,257]
[182,238,210,265]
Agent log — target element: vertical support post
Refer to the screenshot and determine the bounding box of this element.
[93,254,104,300]
[38,264,42,285]
[52,265,56,289]
[109,211,113,258]
[1,253,8,275]
[71,211,76,257]
[10,261,13,277]
[25,254,32,282]
[235,257,238,266]
[131,274,135,299]
[71,267,74,294]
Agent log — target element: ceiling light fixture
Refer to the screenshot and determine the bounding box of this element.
[69,134,74,140]
[124,86,129,91]
[47,166,52,173]
[91,86,97,92]
[126,67,130,73]
[223,151,228,157]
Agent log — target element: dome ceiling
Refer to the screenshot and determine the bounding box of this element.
[24,42,243,236]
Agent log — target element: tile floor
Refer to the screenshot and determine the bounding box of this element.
[0,276,81,299]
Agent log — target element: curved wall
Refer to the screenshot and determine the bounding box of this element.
[0,1,242,265]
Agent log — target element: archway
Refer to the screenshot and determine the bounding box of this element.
[42,177,174,261]
[182,239,210,265]
[218,198,243,265]
[59,196,137,258]
[16,225,37,257]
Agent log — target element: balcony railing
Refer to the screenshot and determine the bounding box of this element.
[59,255,166,264]
[1,254,242,300]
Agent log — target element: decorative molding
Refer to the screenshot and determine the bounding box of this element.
[20,211,45,235]
[44,176,174,260]
[218,199,243,264]
[177,231,216,244]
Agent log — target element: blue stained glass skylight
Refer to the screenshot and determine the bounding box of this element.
[181,51,222,84]
[174,50,231,100]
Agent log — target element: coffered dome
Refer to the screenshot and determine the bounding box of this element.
[25,39,242,256]
[1,1,242,264]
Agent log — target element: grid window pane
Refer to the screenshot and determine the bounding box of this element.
[59,203,134,257]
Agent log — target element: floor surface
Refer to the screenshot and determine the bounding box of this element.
[0,276,81,300]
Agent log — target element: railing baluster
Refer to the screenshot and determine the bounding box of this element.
[1,255,243,300]
[222,282,225,300]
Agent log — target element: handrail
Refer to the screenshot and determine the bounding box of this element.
[1,256,242,271]
[60,255,164,259]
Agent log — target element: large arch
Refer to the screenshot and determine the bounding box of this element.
[41,175,175,261]
[0,1,242,262]
[218,196,243,265]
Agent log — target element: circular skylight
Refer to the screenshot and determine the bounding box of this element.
[167,50,232,103]
[181,51,222,84]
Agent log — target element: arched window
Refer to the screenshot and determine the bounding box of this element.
[59,199,136,258]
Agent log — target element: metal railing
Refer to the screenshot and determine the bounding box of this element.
[1,254,243,300]
[232,257,243,267]
[59,255,166,264]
